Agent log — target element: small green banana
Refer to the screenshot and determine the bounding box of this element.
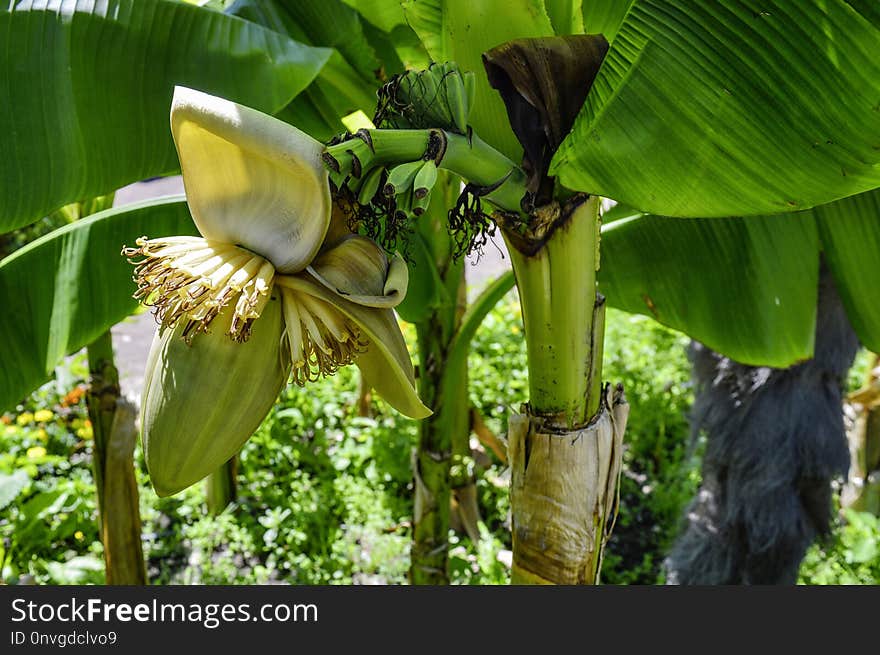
[440,66,469,135]
[413,160,438,199]
[395,186,415,219]
[383,160,423,197]
[357,166,385,206]
[411,189,431,216]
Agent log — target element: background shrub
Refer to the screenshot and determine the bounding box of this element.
[2,288,875,584]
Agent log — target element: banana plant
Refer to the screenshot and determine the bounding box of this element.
[4,0,880,588]
[322,0,880,584]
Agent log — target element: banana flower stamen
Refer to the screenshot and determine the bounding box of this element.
[278,284,368,386]
[122,235,275,344]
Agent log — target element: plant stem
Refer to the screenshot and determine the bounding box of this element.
[410,173,468,585]
[325,129,529,215]
[504,197,601,425]
[86,330,147,585]
[503,196,628,584]
[412,314,464,584]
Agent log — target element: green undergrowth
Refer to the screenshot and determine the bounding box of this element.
[799,508,880,584]
[2,291,875,585]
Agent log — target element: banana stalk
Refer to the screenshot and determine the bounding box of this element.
[410,173,468,585]
[324,129,527,214]
[503,196,628,584]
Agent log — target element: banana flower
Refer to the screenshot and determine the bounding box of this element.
[124,87,429,497]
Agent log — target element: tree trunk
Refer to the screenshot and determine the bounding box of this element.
[205,456,238,515]
[411,314,467,584]
[449,275,482,546]
[665,264,859,584]
[503,195,628,584]
[842,354,880,514]
[509,385,628,583]
[410,216,467,585]
[86,330,147,585]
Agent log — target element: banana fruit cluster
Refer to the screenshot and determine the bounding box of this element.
[381,61,475,136]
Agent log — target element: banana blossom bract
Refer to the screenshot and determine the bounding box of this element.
[126,87,430,497]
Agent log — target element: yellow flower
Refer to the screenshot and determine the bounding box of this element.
[33,409,53,423]
[36,428,49,443]
[124,87,430,497]
[76,423,93,441]
[16,412,33,426]
[74,531,84,541]
[26,446,46,459]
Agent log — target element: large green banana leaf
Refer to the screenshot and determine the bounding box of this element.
[340,0,406,32]
[544,0,583,34]
[0,0,330,233]
[581,0,634,40]
[552,0,880,217]
[229,0,381,141]
[813,191,880,353]
[341,0,431,73]
[599,189,880,367]
[0,197,195,412]
[230,0,425,141]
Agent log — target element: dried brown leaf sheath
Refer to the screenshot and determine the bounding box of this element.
[483,35,609,205]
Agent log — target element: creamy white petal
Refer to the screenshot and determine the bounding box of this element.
[171,86,331,273]
[307,235,408,308]
[321,198,357,247]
